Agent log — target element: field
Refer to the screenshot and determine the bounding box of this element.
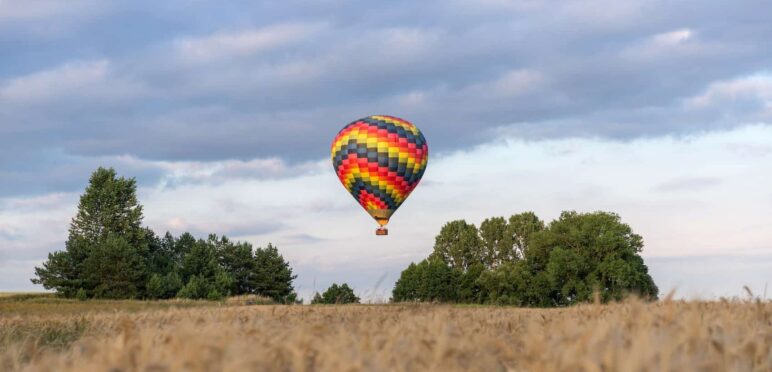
[1,294,770,371]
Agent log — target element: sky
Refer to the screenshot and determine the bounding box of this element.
[1,0,770,300]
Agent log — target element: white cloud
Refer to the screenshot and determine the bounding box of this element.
[686,74,772,111]
[103,154,326,185]
[650,28,694,46]
[622,28,711,61]
[0,60,146,105]
[174,22,327,62]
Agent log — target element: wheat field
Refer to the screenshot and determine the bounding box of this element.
[1,295,770,372]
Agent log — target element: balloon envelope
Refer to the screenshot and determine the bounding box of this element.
[331,115,428,229]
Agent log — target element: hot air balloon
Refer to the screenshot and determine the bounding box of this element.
[331,115,428,235]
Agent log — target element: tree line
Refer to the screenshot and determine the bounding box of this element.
[32,167,297,302]
[392,211,659,306]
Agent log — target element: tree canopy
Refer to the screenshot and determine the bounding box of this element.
[32,167,297,302]
[393,211,658,306]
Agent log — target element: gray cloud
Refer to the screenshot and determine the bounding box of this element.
[1,0,772,197]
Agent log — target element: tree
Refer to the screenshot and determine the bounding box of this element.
[479,217,512,268]
[32,167,149,298]
[394,211,658,306]
[507,212,545,261]
[476,259,554,306]
[545,247,591,305]
[311,283,360,304]
[31,167,300,302]
[392,259,459,302]
[541,211,658,303]
[217,237,257,295]
[32,251,81,298]
[392,262,420,302]
[146,271,183,300]
[252,243,297,303]
[145,230,178,277]
[178,237,234,299]
[177,275,210,299]
[456,263,486,303]
[146,274,166,299]
[429,220,482,270]
[82,234,145,299]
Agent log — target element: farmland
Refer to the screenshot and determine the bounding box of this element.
[1,294,770,371]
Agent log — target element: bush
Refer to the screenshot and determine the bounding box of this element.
[146,274,165,299]
[75,288,88,301]
[177,275,209,300]
[206,289,223,301]
[163,272,183,298]
[311,283,360,304]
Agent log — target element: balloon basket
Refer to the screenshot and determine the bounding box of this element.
[375,227,388,236]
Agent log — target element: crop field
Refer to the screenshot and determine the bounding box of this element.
[1,294,770,371]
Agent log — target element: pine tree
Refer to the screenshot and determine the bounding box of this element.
[32,167,149,298]
[252,243,297,302]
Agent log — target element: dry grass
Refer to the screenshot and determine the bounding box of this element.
[1,297,770,371]
[0,293,47,298]
[0,293,221,317]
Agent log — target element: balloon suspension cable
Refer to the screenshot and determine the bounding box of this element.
[375,227,388,236]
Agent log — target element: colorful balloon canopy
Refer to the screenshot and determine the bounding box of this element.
[331,115,428,234]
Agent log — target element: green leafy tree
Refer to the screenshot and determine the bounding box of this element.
[395,211,657,306]
[545,247,592,305]
[477,260,554,306]
[252,243,297,303]
[541,211,658,303]
[479,217,512,268]
[429,220,482,270]
[456,263,486,303]
[392,262,420,302]
[32,167,149,298]
[392,258,459,302]
[82,234,145,299]
[311,283,360,304]
[507,212,545,261]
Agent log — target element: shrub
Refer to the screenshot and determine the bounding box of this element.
[75,288,88,301]
[312,283,360,304]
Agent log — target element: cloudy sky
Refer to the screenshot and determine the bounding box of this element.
[1,0,770,300]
